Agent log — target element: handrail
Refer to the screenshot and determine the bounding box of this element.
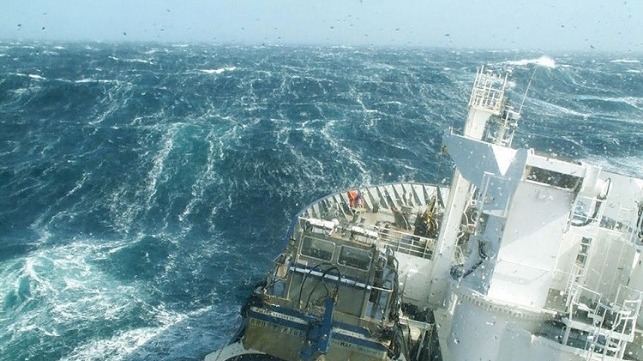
[374,225,436,260]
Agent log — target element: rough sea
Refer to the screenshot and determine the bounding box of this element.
[1,42,642,361]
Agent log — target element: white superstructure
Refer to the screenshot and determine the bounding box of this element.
[434,67,643,361]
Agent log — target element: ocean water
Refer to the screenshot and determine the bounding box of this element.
[0,43,641,361]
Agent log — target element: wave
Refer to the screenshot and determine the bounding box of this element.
[74,78,120,84]
[108,56,155,65]
[505,55,556,69]
[609,58,640,64]
[199,66,237,75]
[10,72,47,80]
[529,97,591,118]
[0,229,239,360]
[0,239,144,358]
[574,95,643,111]
[59,309,189,361]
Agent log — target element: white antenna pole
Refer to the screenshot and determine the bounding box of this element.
[518,66,538,114]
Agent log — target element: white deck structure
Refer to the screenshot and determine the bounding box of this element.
[434,67,643,361]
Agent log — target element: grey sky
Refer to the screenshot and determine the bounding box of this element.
[1,0,642,52]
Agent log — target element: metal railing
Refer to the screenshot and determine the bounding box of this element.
[296,216,436,260]
[374,225,436,260]
[468,66,507,115]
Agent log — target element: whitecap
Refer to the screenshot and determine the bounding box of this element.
[506,56,556,69]
[575,95,643,110]
[609,59,640,64]
[200,67,237,75]
[28,74,46,80]
[530,97,590,118]
[10,88,29,95]
[126,58,154,65]
[108,56,154,65]
[143,124,181,211]
[58,306,213,361]
[74,78,119,84]
[59,327,164,361]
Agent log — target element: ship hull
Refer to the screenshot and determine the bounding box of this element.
[243,306,390,361]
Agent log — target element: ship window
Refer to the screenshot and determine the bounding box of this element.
[525,166,580,190]
[300,236,335,262]
[338,246,372,271]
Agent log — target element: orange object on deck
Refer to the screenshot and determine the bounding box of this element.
[347,189,362,208]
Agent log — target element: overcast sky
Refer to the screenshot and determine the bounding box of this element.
[1,0,642,52]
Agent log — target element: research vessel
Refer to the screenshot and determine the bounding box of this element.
[206,67,643,361]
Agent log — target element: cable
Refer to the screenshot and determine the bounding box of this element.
[571,200,604,227]
[297,262,332,308]
[461,240,488,279]
[304,266,341,309]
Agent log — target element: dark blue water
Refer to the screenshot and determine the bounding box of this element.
[1,43,641,360]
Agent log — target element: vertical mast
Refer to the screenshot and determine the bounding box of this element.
[427,67,509,307]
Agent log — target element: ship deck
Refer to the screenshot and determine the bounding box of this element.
[298,182,450,260]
